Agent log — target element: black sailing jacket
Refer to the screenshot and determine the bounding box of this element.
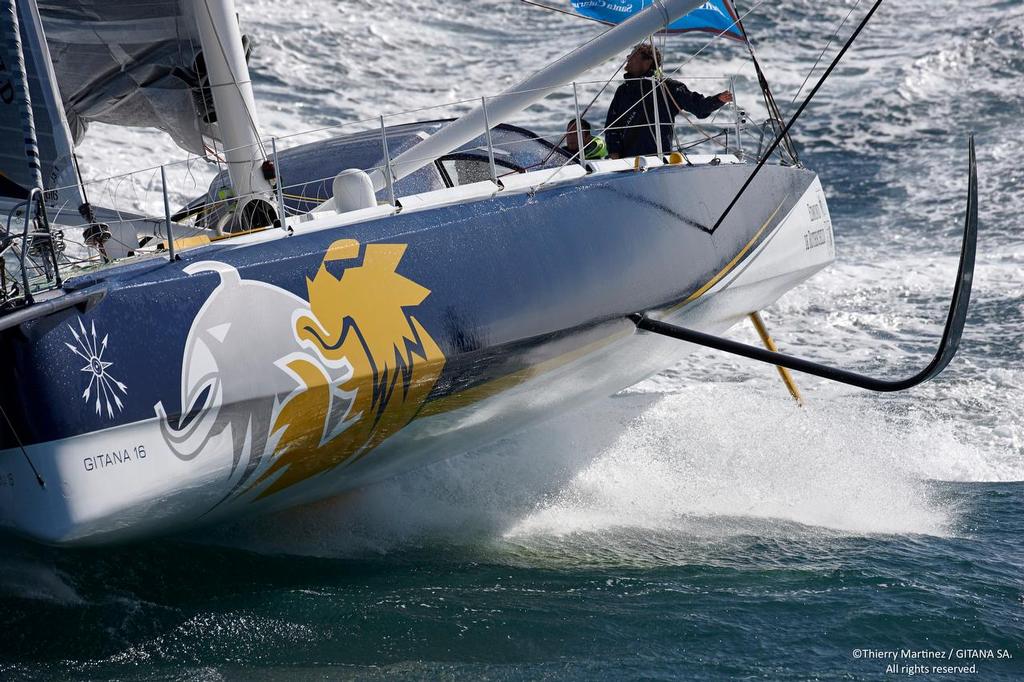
[604,71,726,158]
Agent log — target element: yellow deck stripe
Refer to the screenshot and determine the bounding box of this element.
[670,199,785,312]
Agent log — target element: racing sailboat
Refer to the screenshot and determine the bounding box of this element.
[0,0,976,545]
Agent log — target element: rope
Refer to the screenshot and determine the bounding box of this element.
[0,402,45,489]
[734,5,797,162]
[710,0,886,234]
[788,0,865,111]
[519,0,611,25]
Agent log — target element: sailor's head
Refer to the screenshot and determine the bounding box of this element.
[625,43,661,78]
[565,118,595,152]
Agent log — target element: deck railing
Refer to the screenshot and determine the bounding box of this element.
[0,188,65,309]
[1,73,763,307]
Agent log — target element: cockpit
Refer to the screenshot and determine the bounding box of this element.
[178,120,572,230]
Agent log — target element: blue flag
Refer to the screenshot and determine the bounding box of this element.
[569,1,746,42]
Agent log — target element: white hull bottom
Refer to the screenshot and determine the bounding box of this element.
[0,181,834,546]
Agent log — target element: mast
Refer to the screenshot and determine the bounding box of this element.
[1,0,43,193]
[1,0,65,292]
[369,0,709,191]
[193,0,275,226]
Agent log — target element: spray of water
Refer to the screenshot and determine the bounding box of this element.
[508,386,965,541]
[207,373,1006,562]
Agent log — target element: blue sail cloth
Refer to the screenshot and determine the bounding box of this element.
[569,1,746,41]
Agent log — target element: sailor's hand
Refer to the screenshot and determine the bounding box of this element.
[717,91,734,104]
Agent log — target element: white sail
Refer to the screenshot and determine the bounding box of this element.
[0,0,80,209]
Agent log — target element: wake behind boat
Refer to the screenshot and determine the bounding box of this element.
[0,0,975,545]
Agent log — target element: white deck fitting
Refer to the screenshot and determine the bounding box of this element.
[587,158,636,173]
[397,180,499,212]
[585,156,668,173]
[227,204,398,248]
[686,154,742,165]
[301,203,397,230]
[639,156,665,169]
[498,165,588,192]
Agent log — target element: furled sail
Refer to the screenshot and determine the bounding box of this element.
[35,0,233,157]
[0,0,80,207]
[569,0,746,41]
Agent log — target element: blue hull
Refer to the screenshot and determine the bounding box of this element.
[0,160,830,543]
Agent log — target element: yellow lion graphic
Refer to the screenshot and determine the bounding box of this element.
[250,239,446,498]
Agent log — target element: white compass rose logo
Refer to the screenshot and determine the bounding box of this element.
[65,319,128,418]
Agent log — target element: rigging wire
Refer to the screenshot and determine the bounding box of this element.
[0,402,45,489]
[71,152,93,215]
[519,0,611,25]
[710,0,887,234]
[532,53,628,169]
[187,28,225,177]
[788,0,865,110]
[648,34,666,152]
[733,3,797,163]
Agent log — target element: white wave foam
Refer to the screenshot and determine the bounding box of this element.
[211,372,1015,561]
[507,386,968,541]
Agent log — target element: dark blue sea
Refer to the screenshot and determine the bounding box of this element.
[2,0,1022,679]
[0,483,1021,679]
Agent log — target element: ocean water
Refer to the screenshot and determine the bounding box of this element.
[3,0,1023,679]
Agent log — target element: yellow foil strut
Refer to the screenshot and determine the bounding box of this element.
[748,311,804,406]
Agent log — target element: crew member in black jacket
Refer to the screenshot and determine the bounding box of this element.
[605,44,733,159]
